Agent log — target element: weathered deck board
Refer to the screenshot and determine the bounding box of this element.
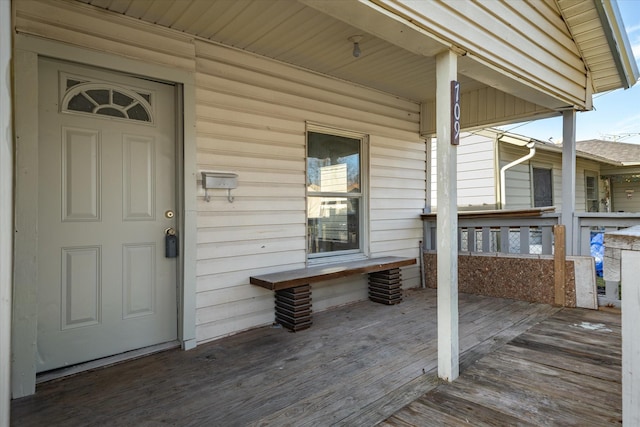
[10,290,619,427]
[383,307,622,426]
[251,300,557,426]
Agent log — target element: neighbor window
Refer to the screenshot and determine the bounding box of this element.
[585,172,599,212]
[307,129,365,259]
[532,167,553,207]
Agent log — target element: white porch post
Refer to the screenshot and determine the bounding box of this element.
[562,110,576,255]
[436,50,459,382]
[1,0,13,422]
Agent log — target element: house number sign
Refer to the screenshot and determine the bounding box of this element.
[451,80,460,145]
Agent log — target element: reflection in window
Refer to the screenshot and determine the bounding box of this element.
[62,81,152,123]
[307,133,360,193]
[307,131,363,257]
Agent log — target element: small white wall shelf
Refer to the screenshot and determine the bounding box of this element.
[201,171,238,203]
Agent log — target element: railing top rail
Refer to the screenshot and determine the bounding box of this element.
[421,207,557,220]
[575,212,640,219]
[455,218,559,227]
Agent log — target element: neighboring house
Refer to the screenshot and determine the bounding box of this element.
[577,140,640,213]
[1,0,637,409]
[431,131,640,213]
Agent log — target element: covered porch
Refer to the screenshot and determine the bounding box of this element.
[3,0,637,423]
[11,289,620,426]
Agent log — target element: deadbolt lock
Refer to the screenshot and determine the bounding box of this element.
[165,210,175,219]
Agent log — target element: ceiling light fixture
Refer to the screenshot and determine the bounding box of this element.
[348,35,363,58]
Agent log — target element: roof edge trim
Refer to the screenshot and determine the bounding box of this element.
[595,0,640,89]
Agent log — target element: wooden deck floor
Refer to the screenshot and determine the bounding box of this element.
[381,306,622,426]
[10,289,620,426]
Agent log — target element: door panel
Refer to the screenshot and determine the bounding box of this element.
[122,243,156,319]
[61,246,101,330]
[61,127,101,221]
[123,134,155,220]
[37,58,178,372]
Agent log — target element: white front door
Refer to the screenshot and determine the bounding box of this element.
[37,58,178,372]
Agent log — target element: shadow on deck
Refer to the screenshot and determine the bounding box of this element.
[10,289,621,426]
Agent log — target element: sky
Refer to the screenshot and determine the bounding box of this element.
[498,0,640,144]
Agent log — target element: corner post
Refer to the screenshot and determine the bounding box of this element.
[1,0,13,420]
[436,50,459,382]
[562,110,576,255]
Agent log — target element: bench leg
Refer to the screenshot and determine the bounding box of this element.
[275,284,313,331]
[368,268,403,305]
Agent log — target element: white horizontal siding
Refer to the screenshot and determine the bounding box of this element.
[503,161,532,209]
[501,145,605,213]
[501,144,546,209]
[431,133,497,209]
[15,0,196,71]
[194,41,424,340]
[194,40,307,342]
[384,0,587,107]
[611,180,640,213]
[421,87,555,135]
[431,135,608,213]
[196,42,419,138]
[14,0,425,345]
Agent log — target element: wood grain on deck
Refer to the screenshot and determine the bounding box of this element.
[381,308,621,427]
[11,289,619,426]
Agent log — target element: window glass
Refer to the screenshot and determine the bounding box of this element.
[67,93,95,113]
[87,89,110,105]
[127,104,151,122]
[307,132,360,193]
[307,198,359,254]
[62,79,153,124]
[586,174,599,212]
[96,107,126,118]
[307,131,363,257]
[113,91,134,107]
[533,167,553,207]
[66,79,85,90]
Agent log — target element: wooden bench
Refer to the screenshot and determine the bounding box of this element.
[250,256,417,331]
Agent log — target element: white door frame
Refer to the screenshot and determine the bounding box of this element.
[12,34,197,398]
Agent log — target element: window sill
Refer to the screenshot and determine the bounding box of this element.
[307,252,369,267]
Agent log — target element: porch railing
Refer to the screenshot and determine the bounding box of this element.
[422,209,559,254]
[422,210,640,307]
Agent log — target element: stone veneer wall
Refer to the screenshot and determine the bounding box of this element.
[423,251,576,307]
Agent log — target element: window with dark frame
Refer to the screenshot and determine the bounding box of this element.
[585,173,599,212]
[62,77,153,123]
[307,131,362,257]
[532,167,553,207]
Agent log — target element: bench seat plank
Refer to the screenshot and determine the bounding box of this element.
[249,256,416,291]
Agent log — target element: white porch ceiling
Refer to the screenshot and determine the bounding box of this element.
[74,0,636,120]
[74,0,487,103]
